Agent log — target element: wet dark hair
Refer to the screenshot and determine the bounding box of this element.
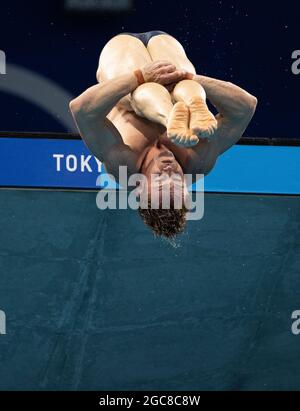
[138,203,187,238]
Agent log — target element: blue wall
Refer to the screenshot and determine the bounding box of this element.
[0,0,299,137]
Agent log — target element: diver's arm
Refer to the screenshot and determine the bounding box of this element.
[70,61,189,119]
[70,73,139,119]
[69,63,190,161]
[69,73,139,161]
[193,75,257,118]
[193,74,257,154]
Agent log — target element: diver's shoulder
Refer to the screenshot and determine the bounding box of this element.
[184,139,219,175]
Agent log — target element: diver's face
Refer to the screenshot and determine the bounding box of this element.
[142,150,189,207]
[146,150,183,175]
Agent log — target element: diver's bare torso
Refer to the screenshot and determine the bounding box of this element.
[106,103,218,179]
[70,33,257,183]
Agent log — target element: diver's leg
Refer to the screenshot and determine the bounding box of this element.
[147,34,217,145]
[130,84,190,144]
[131,82,172,128]
[97,34,151,81]
[172,80,217,140]
[97,34,173,127]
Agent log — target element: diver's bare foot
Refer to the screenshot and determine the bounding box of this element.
[167,102,199,147]
[188,96,218,139]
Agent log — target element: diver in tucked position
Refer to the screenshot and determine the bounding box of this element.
[70,31,257,237]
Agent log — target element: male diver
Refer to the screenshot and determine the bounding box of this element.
[69,31,257,237]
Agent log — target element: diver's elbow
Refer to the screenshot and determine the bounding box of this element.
[249,95,258,112]
[69,97,95,120]
[69,98,84,116]
[242,95,257,118]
